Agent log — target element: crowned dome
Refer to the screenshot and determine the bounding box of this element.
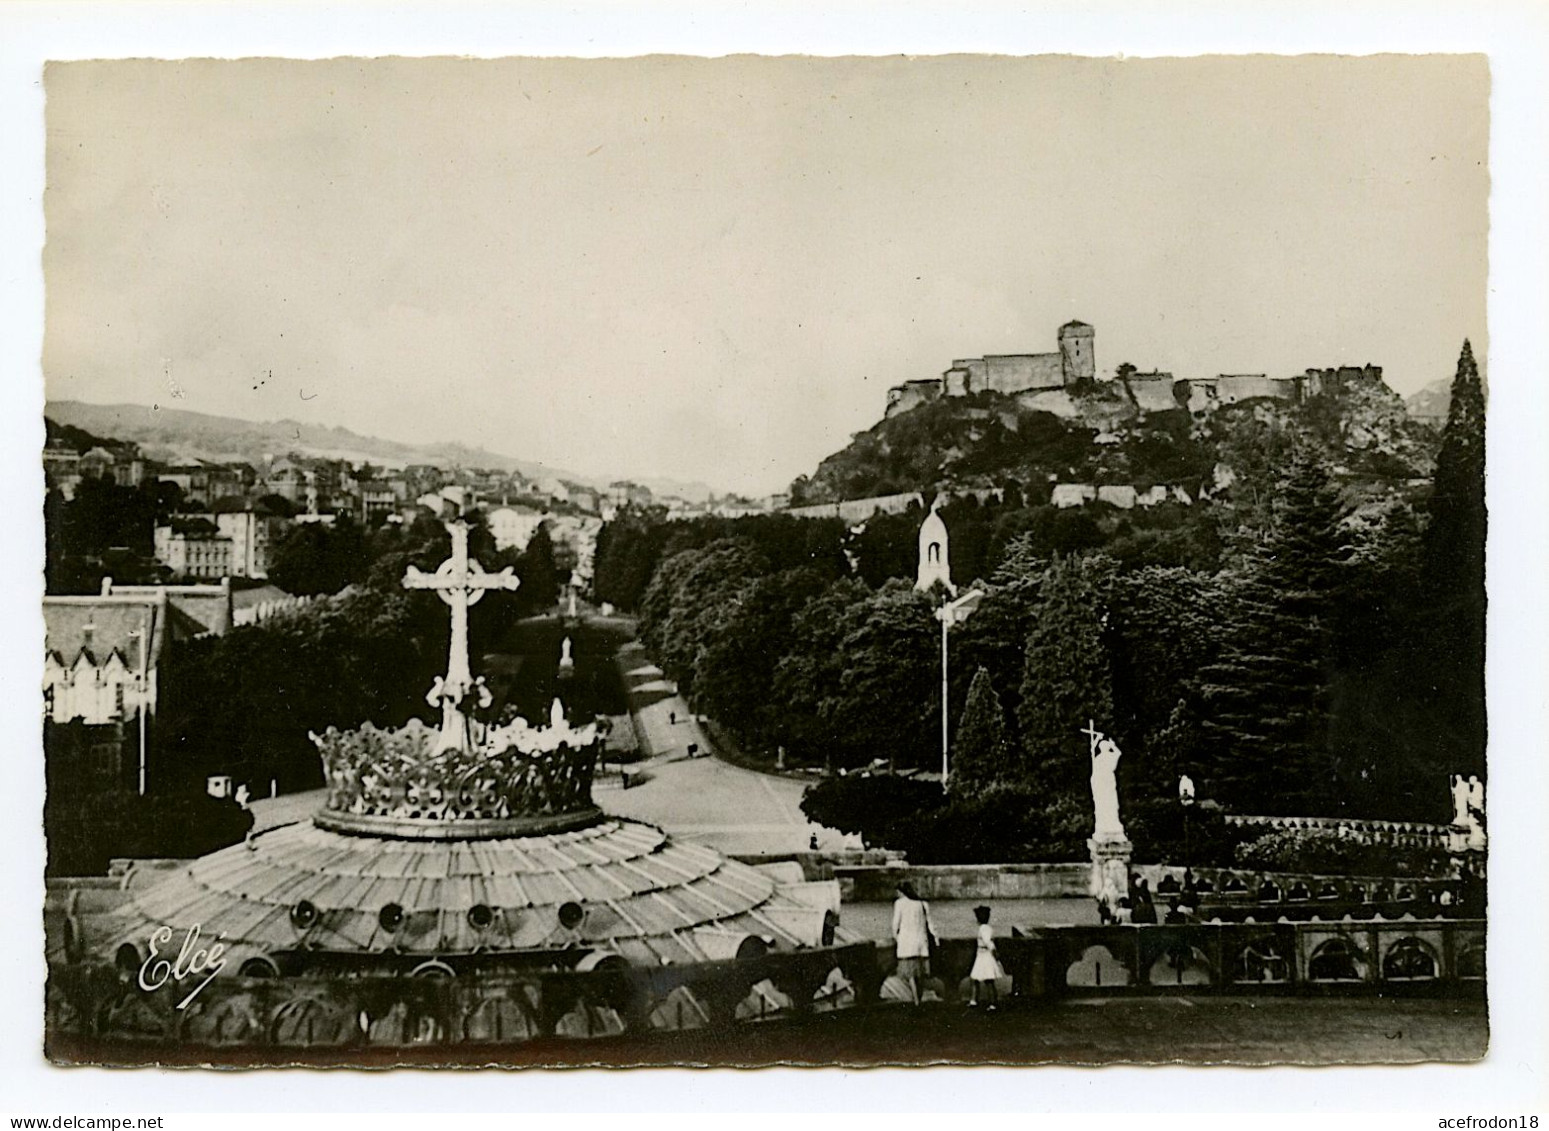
[86,816,839,974]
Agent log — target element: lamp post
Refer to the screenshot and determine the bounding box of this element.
[128,620,149,796]
[934,588,984,792]
[940,609,949,786]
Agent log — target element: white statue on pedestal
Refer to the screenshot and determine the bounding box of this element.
[559,635,574,668]
[1450,774,1472,827]
[1082,722,1126,840]
[1466,775,1486,851]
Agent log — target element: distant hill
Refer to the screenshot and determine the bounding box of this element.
[45,415,130,455]
[1405,378,1451,426]
[790,375,1439,507]
[43,401,720,501]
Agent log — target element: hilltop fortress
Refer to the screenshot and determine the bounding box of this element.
[884,320,1383,420]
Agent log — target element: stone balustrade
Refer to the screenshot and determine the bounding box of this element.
[833,862,1465,905]
[1223,813,1452,847]
[232,594,316,627]
[46,941,881,1054]
[1015,918,1485,999]
[47,916,1484,1056]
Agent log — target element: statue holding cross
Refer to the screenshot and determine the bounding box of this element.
[403,520,520,752]
[1081,720,1126,840]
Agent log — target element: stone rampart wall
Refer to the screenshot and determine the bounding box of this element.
[1126,376,1184,413]
[784,492,924,522]
[984,353,1063,395]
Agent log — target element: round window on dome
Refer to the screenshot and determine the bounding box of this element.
[290,900,318,930]
[558,901,585,930]
[114,942,141,976]
[467,903,494,930]
[378,903,405,932]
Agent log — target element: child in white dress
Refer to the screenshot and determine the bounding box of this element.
[968,904,1003,1009]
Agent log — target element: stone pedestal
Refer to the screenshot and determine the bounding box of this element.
[1088,834,1134,905]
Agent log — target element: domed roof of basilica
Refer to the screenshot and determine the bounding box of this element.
[87,813,838,973]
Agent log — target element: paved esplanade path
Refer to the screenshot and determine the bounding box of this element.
[602,642,832,856]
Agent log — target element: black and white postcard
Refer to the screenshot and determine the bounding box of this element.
[6,4,1548,1122]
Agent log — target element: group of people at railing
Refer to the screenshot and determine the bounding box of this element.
[1097,866,1483,926]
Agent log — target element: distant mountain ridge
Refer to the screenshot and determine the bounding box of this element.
[44,400,721,502]
[1404,377,1452,424]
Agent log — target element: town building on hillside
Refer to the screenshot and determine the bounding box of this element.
[711,497,766,519]
[43,441,83,499]
[153,517,234,579]
[488,505,549,552]
[607,480,654,508]
[76,446,120,481]
[356,480,400,525]
[156,463,207,505]
[212,497,291,578]
[205,463,253,504]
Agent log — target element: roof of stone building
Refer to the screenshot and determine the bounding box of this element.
[42,597,168,668]
[105,580,238,637]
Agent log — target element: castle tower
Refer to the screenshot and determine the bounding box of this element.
[1059,320,1095,384]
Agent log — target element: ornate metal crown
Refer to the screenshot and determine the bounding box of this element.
[311,707,604,839]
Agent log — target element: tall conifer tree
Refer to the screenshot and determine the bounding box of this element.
[952,666,1014,793]
[1195,449,1350,813]
[1418,339,1487,774]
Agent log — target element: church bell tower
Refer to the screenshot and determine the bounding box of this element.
[915,500,955,595]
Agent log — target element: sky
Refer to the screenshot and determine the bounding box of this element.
[43,55,1489,496]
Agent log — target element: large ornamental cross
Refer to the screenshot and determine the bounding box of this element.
[403,520,519,743]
